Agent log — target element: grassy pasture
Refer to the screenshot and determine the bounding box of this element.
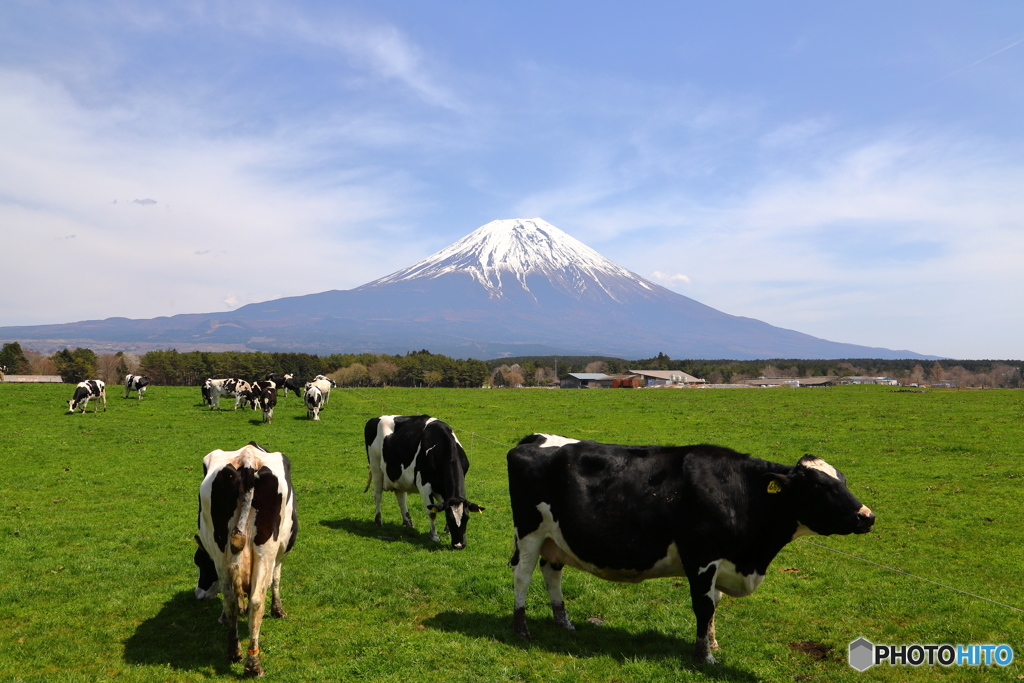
[0,383,1021,682]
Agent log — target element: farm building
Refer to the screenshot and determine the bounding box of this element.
[839,376,899,386]
[735,376,838,388]
[560,373,611,389]
[1,375,64,383]
[629,369,705,386]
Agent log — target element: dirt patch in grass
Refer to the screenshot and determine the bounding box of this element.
[788,640,832,661]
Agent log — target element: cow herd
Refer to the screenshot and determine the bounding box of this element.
[62,374,876,675]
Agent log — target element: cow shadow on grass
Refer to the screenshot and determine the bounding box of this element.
[319,517,443,551]
[122,590,234,675]
[424,611,761,682]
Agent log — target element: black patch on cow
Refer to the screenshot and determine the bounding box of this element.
[380,415,433,483]
[210,464,242,551]
[253,467,282,545]
[194,542,218,591]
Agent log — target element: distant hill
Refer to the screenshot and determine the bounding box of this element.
[0,218,939,360]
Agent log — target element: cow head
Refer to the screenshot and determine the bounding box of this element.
[769,455,875,536]
[193,536,220,600]
[427,497,485,550]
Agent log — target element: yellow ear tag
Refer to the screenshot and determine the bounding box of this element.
[767,480,782,494]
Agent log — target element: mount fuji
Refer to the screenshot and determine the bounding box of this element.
[0,218,934,360]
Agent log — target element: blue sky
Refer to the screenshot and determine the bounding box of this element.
[2,1,1022,359]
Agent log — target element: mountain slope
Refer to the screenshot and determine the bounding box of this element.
[0,218,937,360]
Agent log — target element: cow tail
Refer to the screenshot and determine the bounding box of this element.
[230,449,260,554]
[363,469,372,493]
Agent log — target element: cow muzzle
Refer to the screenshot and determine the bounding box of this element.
[854,505,875,534]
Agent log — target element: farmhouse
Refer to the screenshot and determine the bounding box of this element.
[560,373,611,389]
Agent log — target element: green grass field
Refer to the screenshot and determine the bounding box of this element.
[1,383,1021,681]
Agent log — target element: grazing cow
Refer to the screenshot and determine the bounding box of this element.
[252,381,278,423]
[364,415,484,549]
[124,374,149,400]
[195,442,298,677]
[308,375,336,406]
[206,379,251,411]
[67,380,106,413]
[507,435,876,663]
[267,373,303,398]
[304,385,324,421]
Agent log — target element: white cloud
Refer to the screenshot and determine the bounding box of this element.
[649,271,692,287]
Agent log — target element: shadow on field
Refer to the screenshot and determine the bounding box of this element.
[123,590,233,674]
[319,517,442,550]
[424,611,761,682]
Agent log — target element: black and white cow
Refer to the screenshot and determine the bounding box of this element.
[202,379,213,407]
[304,385,324,421]
[507,435,875,663]
[206,378,251,411]
[67,380,106,413]
[195,442,298,677]
[308,375,336,406]
[364,415,484,549]
[251,381,277,423]
[267,373,303,398]
[124,374,149,400]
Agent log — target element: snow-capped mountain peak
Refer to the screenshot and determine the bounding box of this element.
[360,218,655,303]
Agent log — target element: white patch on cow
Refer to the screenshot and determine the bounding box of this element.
[800,457,839,480]
[792,523,820,541]
[713,559,765,597]
[451,502,465,527]
[534,434,580,448]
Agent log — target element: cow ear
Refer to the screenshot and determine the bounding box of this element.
[467,503,485,513]
[426,503,445,512]
[765,473,788,494]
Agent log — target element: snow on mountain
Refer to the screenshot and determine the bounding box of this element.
[359,218,655,303]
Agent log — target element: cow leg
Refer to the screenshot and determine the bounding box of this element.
[540,559,574,631]
[372,474,384,526]
[511,533,542,639]
[419,490,440,542]
[243,569,270,677]
[395,492,415,528]
[687,561,721,664]
[221,587,243,663]
[270,562,287,618]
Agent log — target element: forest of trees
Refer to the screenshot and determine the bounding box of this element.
[2,342,1022,389]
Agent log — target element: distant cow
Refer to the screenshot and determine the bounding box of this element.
[364,415,484,549]
[304,385,324,421]
[251,381,278,423]
[308,375,336,406]
[206,379,251,411]
[67,380,106,414]
[202,379,213,407]
[267,373,303,398]
[195,442,298,677]
[506,435,875,663]
[124,374,149,400]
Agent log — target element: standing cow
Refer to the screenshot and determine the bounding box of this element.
[267,373,303,398]
[304,385,324,421]
[307,375,335,406]
[195,442,298,677]
[507,435,875,663]
[364,415,484,549]
[67,380,106,413]
[124,374,149,400]
[206,379,251,411]
[251,381,278,423]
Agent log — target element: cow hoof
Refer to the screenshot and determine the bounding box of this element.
[374,515,382,526]
[227,649,243,663]
[243,659,264,677]
[271,604,287,618]
[512,608,532,639]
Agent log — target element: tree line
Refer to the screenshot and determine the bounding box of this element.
[3,342,1022,389]
[0,343,489,388]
